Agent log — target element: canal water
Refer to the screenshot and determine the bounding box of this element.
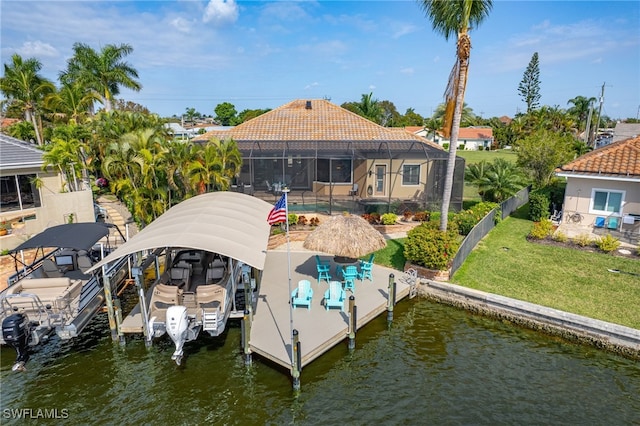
[1,298,639,425]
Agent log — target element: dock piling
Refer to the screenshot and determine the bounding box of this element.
[292,329,301,391]
[242,309,252,365]
[348,295,356,350]
[114,298,125,346]
[102,273,118,341]
[387,273,396,323]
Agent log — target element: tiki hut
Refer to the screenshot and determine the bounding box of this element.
[303,213,386,261]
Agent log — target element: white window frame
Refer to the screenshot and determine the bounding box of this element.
[589,188,625,216]
[402,164,420,186]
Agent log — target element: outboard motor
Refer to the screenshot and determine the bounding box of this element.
[2,313,31,372]
[166,306,190,365]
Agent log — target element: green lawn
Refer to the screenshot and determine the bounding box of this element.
[456,149,518,165]
[371,202,640,329]
[453,213,640,329]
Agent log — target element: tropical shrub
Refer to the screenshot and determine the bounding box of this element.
[288,213,298,226]
[452,202,498,236]
[528,219,554,239]
[309,217,320,226]
[595,234,620,253]
[528,191,550,222]
[380,213,398,225]
[552,231,568,243]
[297,215,308,226]
[573,233,593,247]
[404,225,460,270]
[402,210,413,221]
[443,143,449,150]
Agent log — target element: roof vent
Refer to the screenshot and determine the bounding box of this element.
[305,100,312,109]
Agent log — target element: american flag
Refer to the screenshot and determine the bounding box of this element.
[267,194,287,225]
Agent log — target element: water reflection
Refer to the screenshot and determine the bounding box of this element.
[1,300,639,424]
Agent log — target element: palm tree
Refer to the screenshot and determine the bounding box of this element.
[432,102,476,127]
[0,54,55,145]
[464,160,490,201]
[478,159,524,203]
[420,0,493,231]
[44,82,99,124]
[60,43,141,112]
[567,95,596,133]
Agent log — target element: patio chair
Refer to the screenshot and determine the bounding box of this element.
[342,265,358,293]
[324,281,346,311]
[291,279,313,310]
[594,216,605,228]
[358,254,374,281]
[315,255,331,284]
[606,217,619,230]
[349,183,359,197]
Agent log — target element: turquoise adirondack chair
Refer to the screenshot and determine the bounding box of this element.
[358,254,374,281]
[315,255,331,284]
[324,281,346,311]
[291,279,313,310]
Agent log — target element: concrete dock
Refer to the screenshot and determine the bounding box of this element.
[249,248,412,369]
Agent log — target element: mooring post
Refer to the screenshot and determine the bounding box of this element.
[132,266,152,348]
[387,273,396,323]
[114,298,125,346]
[348,295,357,350]
[102,272,118,341]
[242,309,252,365]
[292,329,301,391]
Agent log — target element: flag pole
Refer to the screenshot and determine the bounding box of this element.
[283,188,295,373]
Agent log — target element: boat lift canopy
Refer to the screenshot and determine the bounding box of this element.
[87,192,273,273]
[11,223,114,253]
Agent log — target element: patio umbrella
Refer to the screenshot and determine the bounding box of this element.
[303,213,387,261]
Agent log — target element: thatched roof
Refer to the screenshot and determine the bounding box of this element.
[303,214,386,258]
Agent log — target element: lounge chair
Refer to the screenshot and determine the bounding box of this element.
[324,281,345,311]
[358,254,374,281]
[291,279,313,310]
[315,255,331,284]
[342,265,358,293]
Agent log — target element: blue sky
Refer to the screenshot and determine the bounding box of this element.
[2,0,639,120]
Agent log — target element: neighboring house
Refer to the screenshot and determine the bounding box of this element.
[165,122,194,140]
[612,123,640,143]
[555,136,640,238]
[193,99,465,212]
[0,134,95,251]
[438,127,494,151]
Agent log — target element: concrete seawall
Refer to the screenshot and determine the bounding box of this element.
[418,280,640,360]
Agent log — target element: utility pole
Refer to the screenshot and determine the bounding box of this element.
[593,82,606,147]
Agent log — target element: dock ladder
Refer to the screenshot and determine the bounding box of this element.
[401,269,419,299]
[202,310,218,332]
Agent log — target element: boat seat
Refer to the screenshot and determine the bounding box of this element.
[5,277,83,311]
[174,260,193,275]
[150,283,181,313]
[205,266,225,283]
[169,267,190,289]
[196,284,226,310]
[76,250,94,273]
[42,258,64,278]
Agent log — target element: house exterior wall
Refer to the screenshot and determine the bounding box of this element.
[0,167,95,251]
[563,176,640,228]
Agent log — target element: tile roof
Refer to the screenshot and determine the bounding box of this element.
[556,136,640,179]
[0,133,43,169]
[193,99,443,150]
[457,127,493,140]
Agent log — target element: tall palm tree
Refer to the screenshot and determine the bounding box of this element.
[420,0,493,231]
[0,54,55,145]
[60,43,141,112]
[567,95,596,133]
[44,82,99,124]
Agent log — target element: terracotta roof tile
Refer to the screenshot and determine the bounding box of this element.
[457,127,493,140]
[194,99,443,150]
[556,136,640,178]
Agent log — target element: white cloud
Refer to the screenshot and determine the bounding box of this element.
[369,85,376,90]
[391,23,418,39]
[304,82,320,90]
[170,17,193,33]
[17,41,58,58]
[203,0,239,26]
[400,67,414,75]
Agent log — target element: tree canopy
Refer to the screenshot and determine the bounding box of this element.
[518,52,541,113]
